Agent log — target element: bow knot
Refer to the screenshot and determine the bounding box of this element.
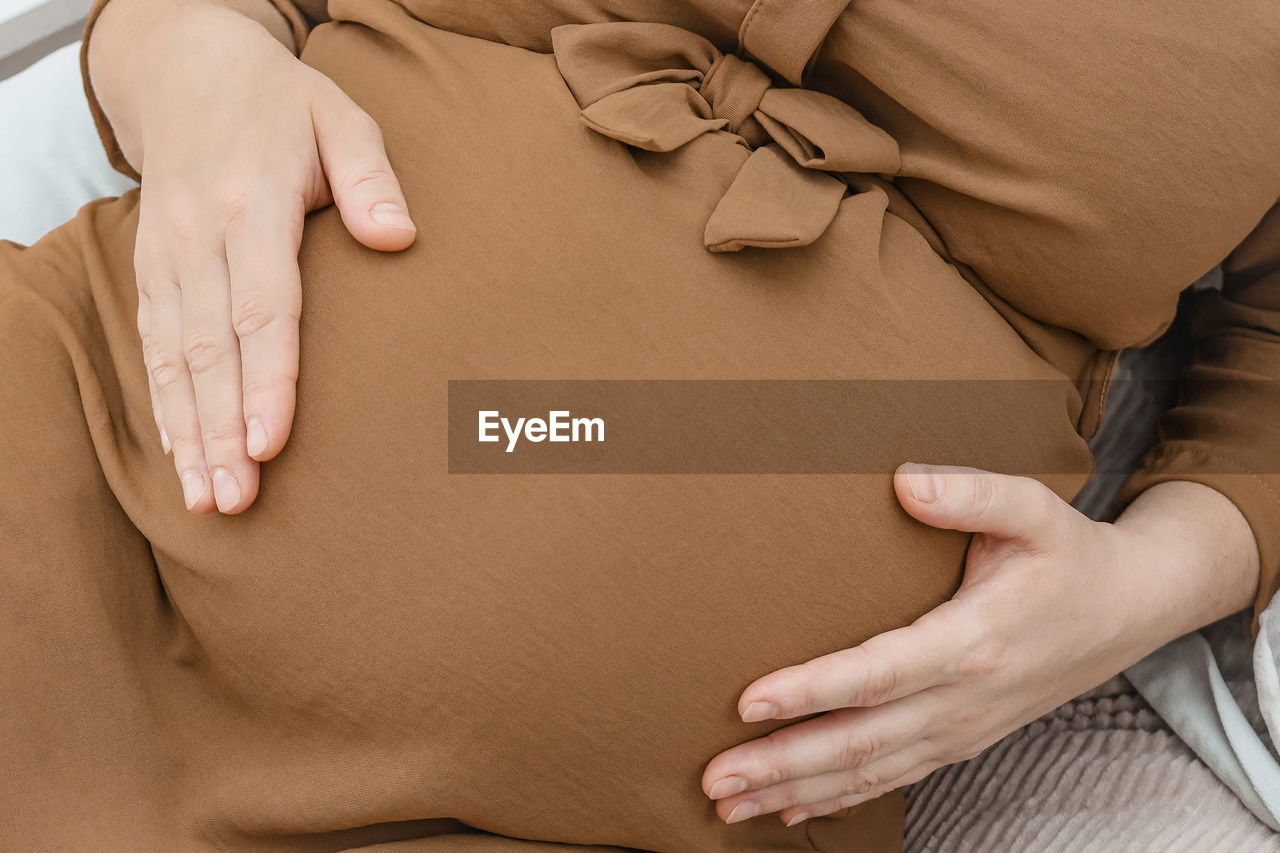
[552,21,900,252]
[700,54,771,141]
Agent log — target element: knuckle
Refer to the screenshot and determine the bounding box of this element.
[200,421,244,448]
[343,162,396,196]
[168,439,201,463]
[243,373,297,402]
[751,743,789,789]
[166,427,204,456]
[230,294,288,339]
[212,182,251,231]
[754,760,786,790]
[969,472,999,524]
[955,708,986,735]
[133,236,164,275]
[836,732,876,770]
[789,661,826,711]
[840,769,878,797]
[149,349,190,390]
[163,201,204,247]
[183,331,230,377]
[855,660,899,707]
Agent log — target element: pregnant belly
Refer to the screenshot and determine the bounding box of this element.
[137,10,1094,853]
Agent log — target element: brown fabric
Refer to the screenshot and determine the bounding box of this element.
[358,0,1280,613]
[1119,204,1280,633]
[263,0,327,51]
[551,21,899,251]
[9,1,1100,850]
[9,0,1276,849]
[735,0,851,84]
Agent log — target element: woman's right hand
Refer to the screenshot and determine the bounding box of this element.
[89,0,416,514]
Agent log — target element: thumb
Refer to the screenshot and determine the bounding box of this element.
[312,92,417,252]
[893,462,1064,547]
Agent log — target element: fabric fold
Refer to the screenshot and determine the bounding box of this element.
[1126,627,1280,831]
[552,21,900,253]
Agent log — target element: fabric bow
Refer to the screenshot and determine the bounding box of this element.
[551,22,900,252]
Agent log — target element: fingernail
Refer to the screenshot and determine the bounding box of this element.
[212,468,241,513]
[786,813,809,827]
[246,418,268,458]
[369,202,415,230]
[726,802,758,824]
[181,472,206,510]
[741,701,778,723]
[708,776,748,800]
[160,426,171,455]
[905,462,944,504]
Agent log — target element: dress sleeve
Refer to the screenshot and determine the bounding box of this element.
[1119,201,1280,631]
[78,0,330,181]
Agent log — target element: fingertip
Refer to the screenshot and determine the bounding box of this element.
[244,410,293,462]
[894,463,952,525]
[191,497,219,515]
[349,222,418,253]
[737,678,783,720]
[369,201,415,231]
[211,464,261,515]
[892,463,915,505]
[245,416,277,461]
[742,659,820,719]
[740,700,779,723]
[181,471,217,515]
[357,202,417,252]
[213,467,242,514]
[904,462,944,504]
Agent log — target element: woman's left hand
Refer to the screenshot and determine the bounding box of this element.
[701,463,1259,827]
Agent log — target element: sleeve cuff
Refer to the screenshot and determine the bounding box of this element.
[80,0,139,182]
[264,0,316,54]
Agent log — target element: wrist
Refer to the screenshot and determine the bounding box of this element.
[87,0,295,171]
[1111,480,1260,644]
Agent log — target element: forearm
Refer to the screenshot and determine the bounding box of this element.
[1113,480,1260,646]
[87,0,295,171]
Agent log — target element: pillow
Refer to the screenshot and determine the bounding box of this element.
[0,41,136,245]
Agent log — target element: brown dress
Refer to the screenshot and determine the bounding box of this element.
[3,0,1278,850]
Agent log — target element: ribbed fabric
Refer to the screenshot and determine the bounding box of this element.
[905,678,1280,852]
